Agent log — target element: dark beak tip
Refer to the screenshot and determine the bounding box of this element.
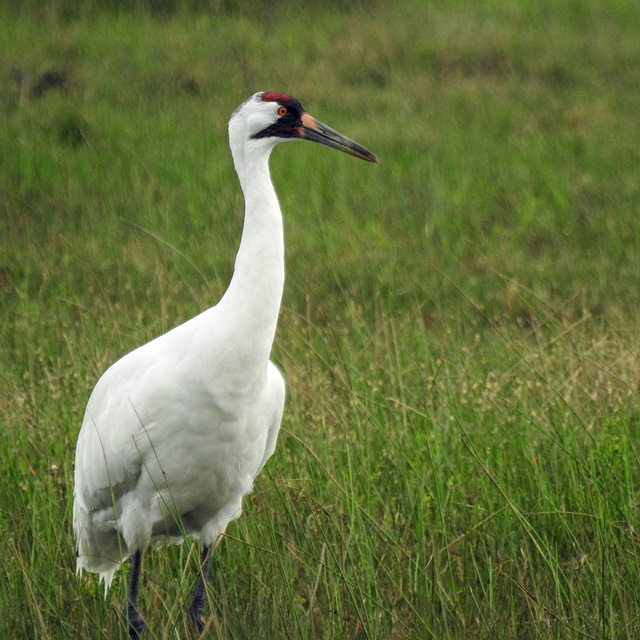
[359,149,379,163]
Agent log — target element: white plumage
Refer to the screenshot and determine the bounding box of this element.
[72,91,377,637]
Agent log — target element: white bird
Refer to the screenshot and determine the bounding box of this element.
[72,91,377,638]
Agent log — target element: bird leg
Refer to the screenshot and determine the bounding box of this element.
[187,544,212,634]
[124,550,146,639]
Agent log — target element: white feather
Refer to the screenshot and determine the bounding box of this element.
[71,93,376,626]
[73,93,286,591]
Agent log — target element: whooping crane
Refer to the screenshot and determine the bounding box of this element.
[72,91,377,638]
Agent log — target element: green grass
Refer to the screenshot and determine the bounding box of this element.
[2,0,640,638]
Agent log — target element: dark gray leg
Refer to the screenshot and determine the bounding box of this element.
[187,544,212,634]
[124,550,145,639]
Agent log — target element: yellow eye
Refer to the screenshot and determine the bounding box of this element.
[277,106,288,117]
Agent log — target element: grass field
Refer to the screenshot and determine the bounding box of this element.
[2,0,640,638]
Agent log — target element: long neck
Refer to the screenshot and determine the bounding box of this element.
[215,143,284,378]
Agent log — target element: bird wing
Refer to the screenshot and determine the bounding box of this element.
[73,349,158,517]
[255,360,285,477]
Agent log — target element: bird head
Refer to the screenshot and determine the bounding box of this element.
[229,92,378,164]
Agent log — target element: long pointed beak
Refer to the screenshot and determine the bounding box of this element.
[300,113,378,163]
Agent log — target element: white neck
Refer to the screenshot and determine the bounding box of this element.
[214,137,284,379]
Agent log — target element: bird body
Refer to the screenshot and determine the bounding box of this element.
[72,91,377,636]
[73,311,285,587]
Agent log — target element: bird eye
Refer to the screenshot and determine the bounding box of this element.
[277,106,288,117]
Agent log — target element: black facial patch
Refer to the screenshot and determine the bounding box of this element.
[252,93,305,139]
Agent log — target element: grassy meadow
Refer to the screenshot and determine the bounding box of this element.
[2,0,640,637]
